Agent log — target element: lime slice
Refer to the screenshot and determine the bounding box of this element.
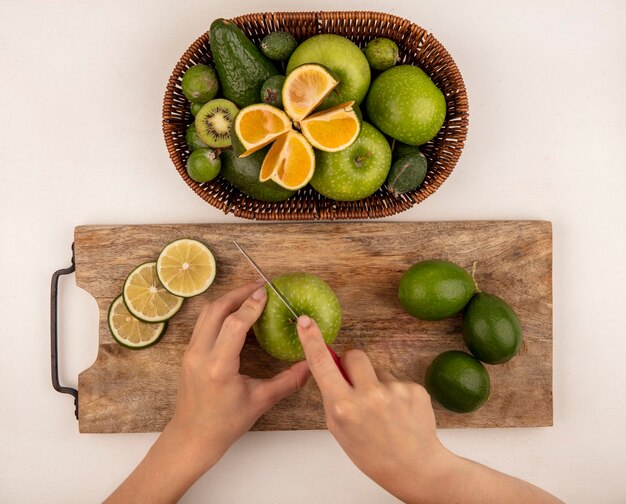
[156,239,216,297]
[108,295,167,349]
[123,262,184,322]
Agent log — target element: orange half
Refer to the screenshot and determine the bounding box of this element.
[282,64,338,122]
[259,130,315,190]
[300,101,361,152]
[234,104,291,156]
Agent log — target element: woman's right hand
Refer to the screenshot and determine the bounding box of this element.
[295,315,452,503]
[295,315,563,504]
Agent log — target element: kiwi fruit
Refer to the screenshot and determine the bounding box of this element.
[194,99,239,148]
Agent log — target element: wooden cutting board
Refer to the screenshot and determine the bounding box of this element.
[75,221,552,433]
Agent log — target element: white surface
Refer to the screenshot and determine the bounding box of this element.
[1,0,625,502]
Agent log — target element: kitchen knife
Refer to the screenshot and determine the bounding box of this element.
[233,241,351,385]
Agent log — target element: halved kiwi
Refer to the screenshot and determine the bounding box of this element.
[194,99,239,148]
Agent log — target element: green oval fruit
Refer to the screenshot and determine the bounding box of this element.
[425,350,490,413]
[220,130,294,202]
[392,141,422,161]
[186,148,221,183]
[386,153,427,195]
[253,272,342,361]
[210,19,278,107]
[260,31,298,60]
[366,65,446,146]
[195,99,239,148]
[364,38,399,71]
[462,293,523,364]
[286,34,371,109]
[398,259,476,320]
[181,64,219,104]
[185,124,209,151]
[190,102,204,116]
[311,122,391,201]
[260,75,286,108]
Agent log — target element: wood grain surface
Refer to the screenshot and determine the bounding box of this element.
[75,221,552,433]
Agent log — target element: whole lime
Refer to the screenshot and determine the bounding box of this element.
[186,148,221,183]
[398,259,476,320]
[365,65,446,145]
[425,350,490,413]
[181,64,219,104]
[462,293,523,364]
[311,122,392,201]
[286,34,371,109]
[364,38,399,71]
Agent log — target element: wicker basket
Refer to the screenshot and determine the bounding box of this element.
[163,11,468,220]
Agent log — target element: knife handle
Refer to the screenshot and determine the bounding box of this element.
[326,345,352,385]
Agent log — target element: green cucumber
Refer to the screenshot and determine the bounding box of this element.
[210,19,278,107]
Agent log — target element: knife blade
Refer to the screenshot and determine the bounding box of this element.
[233,240,351,385]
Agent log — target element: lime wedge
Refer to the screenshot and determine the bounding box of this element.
[108,295,166,349]
[156,239,216,297]
[123,262,184,322]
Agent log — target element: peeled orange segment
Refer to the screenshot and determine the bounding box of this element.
[268,130,316,190]
[300,101,361,152]
[260,132,289,182]
[234,104,291,156]
[108,295,166,349]
[282,64,338,122]
[156,239,216,298]
[123,262,184,323]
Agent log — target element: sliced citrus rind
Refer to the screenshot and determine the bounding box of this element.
[300,101,361,152]
[123,262,184,323]
[156,239,216,298]
[260,132,289,182]
[282,64,338,122]
[268,130,316,190]
[234,104,291,156]
[108,295,167,349]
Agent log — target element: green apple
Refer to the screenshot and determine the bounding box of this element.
[253,272,342,362]
[311,122,392,201]
[365,65,446,146]
[286,34,371,109]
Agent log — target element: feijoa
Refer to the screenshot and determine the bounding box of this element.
[181,64,219,104]
[364,38,399,71]
[186,148,221,183]
[392,141,422,161]
[260,31,298,60]
[462,292,523,364]
[386,153,427,195]
[260,75,286,108]
[185,124,209,151]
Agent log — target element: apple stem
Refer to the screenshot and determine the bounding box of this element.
[354,151,373,168]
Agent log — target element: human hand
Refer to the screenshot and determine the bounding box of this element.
[296,315,451,502]
[168,280,311,466]
[105,281,310,504]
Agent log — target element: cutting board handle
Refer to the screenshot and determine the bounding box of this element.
[50,243,79,420]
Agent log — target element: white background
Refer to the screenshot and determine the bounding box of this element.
[1,0,625,502]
